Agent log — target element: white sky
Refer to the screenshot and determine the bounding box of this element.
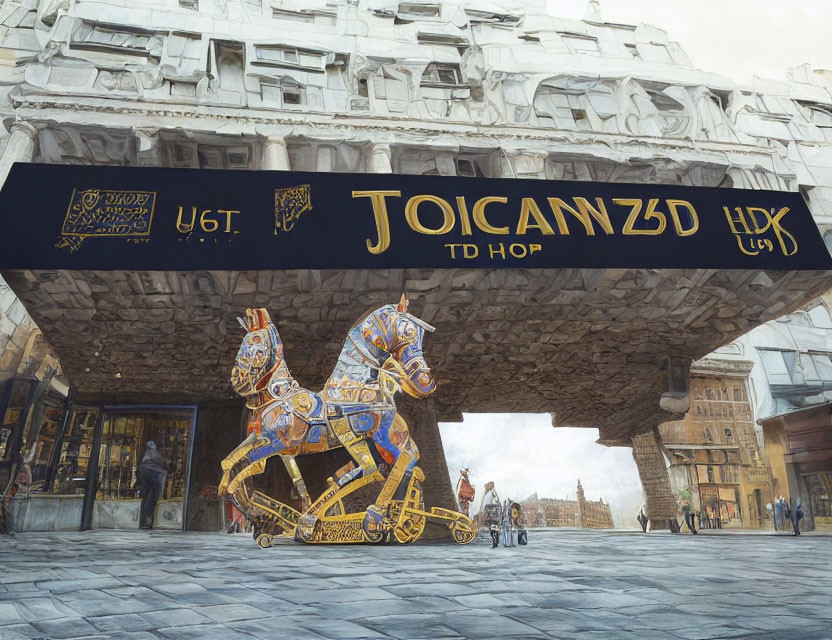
[546,0,832,85]
[439,414,643,528]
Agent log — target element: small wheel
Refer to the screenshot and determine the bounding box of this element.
[450,516,477,545]
[256,533,273,549]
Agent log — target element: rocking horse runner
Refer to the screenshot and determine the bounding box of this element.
[218,296,476,546]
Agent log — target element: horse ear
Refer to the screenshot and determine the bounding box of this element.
[245,308,272,331]
[397,294,408,312]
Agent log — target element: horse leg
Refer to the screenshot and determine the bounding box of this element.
[220,435,301,538]
[280,455,311,511]
[372,413,419,507]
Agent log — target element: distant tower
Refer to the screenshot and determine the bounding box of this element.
[576,479,587,528]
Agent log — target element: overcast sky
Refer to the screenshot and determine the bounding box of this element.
[546,0,832,85]
[439,414,643,528]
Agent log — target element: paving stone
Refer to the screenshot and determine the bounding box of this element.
[0,623,48,640]
[292,616,388,639]
[280,586,400,605]
[157,623,249,639]
[360,613,463,639]
[227,617,326,639]
[383,583,478,598]
[88,613,155,633]
[139,607,211,628]
[0,603,24,625]
[197,603,268,622]
[12,597,77,622]
[31,616,100,639]
[440,609,543,638]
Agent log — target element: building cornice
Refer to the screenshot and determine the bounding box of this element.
[10,93,792,164]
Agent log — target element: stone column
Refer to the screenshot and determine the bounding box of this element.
[0,120,36,190]
[631,428,679,531]
[369,142,393,173]
[263,136,291,171]
[395,395,457,517]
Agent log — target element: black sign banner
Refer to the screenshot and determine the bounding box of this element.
[0,163,830,271]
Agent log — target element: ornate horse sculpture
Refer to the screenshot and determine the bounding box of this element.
[218,296,476,547]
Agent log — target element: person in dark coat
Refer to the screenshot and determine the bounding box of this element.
[790,497,804,536]
[137,441,168,530]
[680,501,697,534]
[636,508,648,533]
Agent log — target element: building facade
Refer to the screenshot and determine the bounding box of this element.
[1,0,832,532]
[679,297,832,530]
[521,480,614,529]
[659,360,774,529]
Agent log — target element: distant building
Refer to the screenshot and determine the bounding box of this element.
[522,480,614,529]
[660,360,774,529]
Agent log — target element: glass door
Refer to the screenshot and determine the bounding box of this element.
[90,407,195,530]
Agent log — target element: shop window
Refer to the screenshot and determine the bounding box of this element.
[27,400,64,490]
[96,410,192,503]
[0,380,31,460]
[52,408,99,495]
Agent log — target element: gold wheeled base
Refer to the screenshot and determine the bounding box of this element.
[292,467,477,546]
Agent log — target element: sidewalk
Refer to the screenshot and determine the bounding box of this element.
[1,528,831,639]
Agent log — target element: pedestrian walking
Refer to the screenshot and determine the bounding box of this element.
[137,441,168,530]
[790,497,804,536]
[682,501,696,535]
[636,506,648,533]
[681,501,697,534]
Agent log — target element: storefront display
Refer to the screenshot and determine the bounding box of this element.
[51,407,98,495]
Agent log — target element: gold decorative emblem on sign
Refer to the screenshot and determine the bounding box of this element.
[274,184,312,235]
[723,206,798,257]
[56,188,156,252]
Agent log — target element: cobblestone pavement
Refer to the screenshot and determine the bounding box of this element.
[1,528,830,640]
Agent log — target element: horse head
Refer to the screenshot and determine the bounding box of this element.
[230,308,283,399]
[361,295,436,399]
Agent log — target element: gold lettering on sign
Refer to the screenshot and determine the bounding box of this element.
[56,188,156,252]
[352,190,400,254]
[405,195,455,235]
[724,206,797,256]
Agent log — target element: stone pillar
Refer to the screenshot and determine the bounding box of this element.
[395,395,457,515]
[135,129,162,167]
[0,120,36,189]
[369,142,393,173]
[263,136,291,171]
[631,429,679,531]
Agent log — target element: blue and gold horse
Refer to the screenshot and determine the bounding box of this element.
[218,296,476,546]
